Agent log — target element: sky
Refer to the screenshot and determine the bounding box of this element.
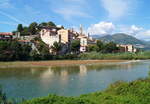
[0,0,150,40]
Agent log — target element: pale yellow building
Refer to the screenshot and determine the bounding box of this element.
[57,29,74,44]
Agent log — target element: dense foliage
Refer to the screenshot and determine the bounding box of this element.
[51,42,62,55]
[71,40,80,54]
[87,41,119,53]
[1,39,150,61]
[20,78,150,104]
[15,21,56,36]
[0,40,31,61]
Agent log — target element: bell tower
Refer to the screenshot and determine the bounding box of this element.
[80,24,83,35]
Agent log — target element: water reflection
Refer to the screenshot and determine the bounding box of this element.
[0,60,149,99]
[79,65,87,77]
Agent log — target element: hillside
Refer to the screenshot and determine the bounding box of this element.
[99,33,144,45]
[98,33,150,50]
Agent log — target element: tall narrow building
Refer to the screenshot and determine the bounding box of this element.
[80,24,83,35]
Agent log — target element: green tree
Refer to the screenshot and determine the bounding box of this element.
[32,39,52,60]
[39,22,47,27]
[51,42,62,55]
[71,40,80,54]
[17,24,23,32]
[21,27,30,36]
[40,47,52,60]
[0,40,32,61]
[47,21,56,27]
[21,44,32,60]
[103,42,118,53]
[87,44,99,52]
[29,22,38,35]
[96,40,104,52]
[30,50,41,60]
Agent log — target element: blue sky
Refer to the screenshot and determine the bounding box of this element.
[1,0,150,40]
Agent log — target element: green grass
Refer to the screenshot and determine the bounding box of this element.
[21,78,150,104]
[79,51,150,60]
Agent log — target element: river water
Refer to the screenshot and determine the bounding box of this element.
[0,60,149,100]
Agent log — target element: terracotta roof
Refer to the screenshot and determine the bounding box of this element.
[0,32,13,36]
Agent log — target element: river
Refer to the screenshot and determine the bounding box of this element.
[0,60,149,100]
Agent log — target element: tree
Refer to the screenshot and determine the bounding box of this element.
[21,27,30,36]
[0,40,32,61]
[103,42,118,53]
[29,22,38,35]
[30,50,41,61]
[87,44,99,52]
[21,44,32,60]
[39,22,47,27]
[40,47,52,60]
[71,40,80,54]
[96,40,104,52]
[51,42,62,55]
[32,39,52,60]
[39,22,56,28]
[17,24,23,32]
[47,21,56,27]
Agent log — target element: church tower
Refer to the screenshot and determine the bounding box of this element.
[80,24,83,35]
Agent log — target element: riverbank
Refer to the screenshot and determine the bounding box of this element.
[79,52,150,60]
[21,78,150,104]
[0,60,129,68]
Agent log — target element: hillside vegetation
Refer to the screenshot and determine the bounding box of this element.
[99,33,145,45]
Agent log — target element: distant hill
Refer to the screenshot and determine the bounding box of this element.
[97,33,150,50]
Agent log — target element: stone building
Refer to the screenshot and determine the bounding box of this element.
[117,44,137,53]
[40,27,61,47]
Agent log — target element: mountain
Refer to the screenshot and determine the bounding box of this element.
[92,35,102,39]
[98,33,150,50]
[92,34,109,39]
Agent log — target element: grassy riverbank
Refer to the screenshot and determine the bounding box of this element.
[0,60,127,68]
[21,78,150,104]
[79,51,150,60]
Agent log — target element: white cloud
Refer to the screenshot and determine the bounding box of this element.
[0,0,13,8]
[115,25,150,41]
[54,6,91,20]
[130,25,143,34]
[101,0,135,20]
[134,30,150,41]
[86,21,150,41]
[119,25,143,35]
[87,21,115,35]
[49,0,91,20]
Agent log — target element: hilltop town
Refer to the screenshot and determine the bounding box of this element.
[0,21,137,59]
